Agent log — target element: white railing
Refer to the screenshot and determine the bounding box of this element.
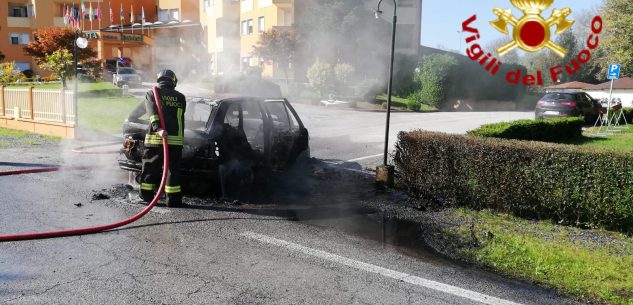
[1,87,75,125]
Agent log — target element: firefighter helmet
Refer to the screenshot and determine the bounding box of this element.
[157,69,177,86]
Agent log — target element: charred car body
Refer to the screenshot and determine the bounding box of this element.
[119,96,309,195]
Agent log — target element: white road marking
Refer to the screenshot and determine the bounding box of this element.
[346,154,384,162]
[241,232,524,305]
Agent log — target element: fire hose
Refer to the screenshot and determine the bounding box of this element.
[0,86,167,242]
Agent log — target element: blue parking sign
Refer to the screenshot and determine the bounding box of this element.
[607,64,621,80]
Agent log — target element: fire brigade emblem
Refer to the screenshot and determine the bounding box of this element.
[490,0,574,58]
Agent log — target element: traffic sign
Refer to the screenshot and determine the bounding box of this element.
[607,64,621,80]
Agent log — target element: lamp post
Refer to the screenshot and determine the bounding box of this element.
[74,34,88,128]
[374,0,397,187]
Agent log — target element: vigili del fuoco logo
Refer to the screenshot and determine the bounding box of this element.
[462,0,603,86]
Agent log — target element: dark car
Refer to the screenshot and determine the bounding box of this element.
[535,92,602,122]
[119,96,310,195]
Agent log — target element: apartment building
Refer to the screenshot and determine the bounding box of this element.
[200,0,421,79]
[0,0,159,75]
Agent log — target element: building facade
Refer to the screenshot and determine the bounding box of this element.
[1,0,422,81]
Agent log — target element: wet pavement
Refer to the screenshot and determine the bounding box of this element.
[0,139,583,305]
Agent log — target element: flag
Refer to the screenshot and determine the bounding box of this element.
[109,2,113,24]
[63,4,68,25]
[120,3,123,25]
[66,5,72,25]
[141,6,145,24]
[81,0,85,19]
[130,5,135,23]
[89,2,93,21]
[97,3,101,21]
[72,5,79,29]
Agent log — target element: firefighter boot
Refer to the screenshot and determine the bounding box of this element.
[166,193,183,207]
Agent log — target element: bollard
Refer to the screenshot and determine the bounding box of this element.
[375,165,394,187]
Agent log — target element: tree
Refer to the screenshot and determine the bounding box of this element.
[600,0,633,77]
[251,28,298,83]
[295,0,390,81]
[486,38,520,64]
[23,27,97,66]
[412,54,458,108]
[39,50,73,88]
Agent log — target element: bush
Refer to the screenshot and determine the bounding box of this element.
[0,62,27,83]
[406,99,421,111]
[394,131,633,233]
[622,108,633,124]
[307,60,334,97]
[467,117,584,142]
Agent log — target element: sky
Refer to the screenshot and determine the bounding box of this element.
[420,0,605,54]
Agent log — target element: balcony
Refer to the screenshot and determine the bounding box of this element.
[7,16,31,28]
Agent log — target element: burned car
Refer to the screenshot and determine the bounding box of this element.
[119,96,309,195]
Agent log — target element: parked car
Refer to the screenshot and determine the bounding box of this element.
[119,96,310,195]
[535,91,601,122]
[112,67,142,88]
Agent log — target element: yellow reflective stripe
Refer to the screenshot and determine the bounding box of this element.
[177,108,184,137]
[140,183,156,191]
[165,185,181,193]
[149,115,159,123]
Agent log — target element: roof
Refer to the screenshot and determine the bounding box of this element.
[589,77,633,90]
[545,81,593,90]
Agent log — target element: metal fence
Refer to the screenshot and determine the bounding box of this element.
[0,87,75,125]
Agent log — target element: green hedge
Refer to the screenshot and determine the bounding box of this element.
[394,131,633,233]
[467,117,584,142]
[622,108,633,124]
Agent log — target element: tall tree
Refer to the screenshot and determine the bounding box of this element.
[601,0,633,77]
[23,27,97,66]
[251,28,298,83]
[486,38,520,64]
[295,0,390,81]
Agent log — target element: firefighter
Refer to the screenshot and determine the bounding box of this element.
[139,69,186,207]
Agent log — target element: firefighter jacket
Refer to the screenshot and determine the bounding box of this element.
[144,83,186,147]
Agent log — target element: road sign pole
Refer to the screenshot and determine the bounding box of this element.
[607,79,614,127]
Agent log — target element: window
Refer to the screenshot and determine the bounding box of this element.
[241,19,253,35]
[203,0,214,12]
[258,16,265,32]
[9,33,29,45]
[265,101,292,132]
[9,5,28,17]
[14,62,30,72]
[158,8,179,21]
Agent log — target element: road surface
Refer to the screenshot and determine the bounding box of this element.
[1,96,574,305]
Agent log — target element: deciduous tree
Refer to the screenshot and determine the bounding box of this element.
[251,28,298,83]
[600,0,633,77]
[39,50,73,88]
[23,27,97,66]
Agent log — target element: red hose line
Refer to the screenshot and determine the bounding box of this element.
[72,142,122,154]
[0,166,92,177]
[0,86,168,242]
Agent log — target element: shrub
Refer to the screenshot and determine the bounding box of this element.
[307,60,334,97]
[406,99,421,111]
[394,131,633,233]
[621,108,633,124]
[467,117,584,142]
[0,62,27,83]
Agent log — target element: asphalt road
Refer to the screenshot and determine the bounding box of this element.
[0,96,572,305]
[291,103,532,168]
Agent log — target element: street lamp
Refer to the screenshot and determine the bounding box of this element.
[74,34,88,128]
[374,0,397,187]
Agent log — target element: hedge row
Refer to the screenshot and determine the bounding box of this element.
[467,117,584,142]
[394,131,633,233]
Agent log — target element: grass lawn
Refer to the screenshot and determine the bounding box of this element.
[0,127,61,147]
[76,81,140,133]
[576,125,633,152]
[448,209,632,305]
[375,94,437,111]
